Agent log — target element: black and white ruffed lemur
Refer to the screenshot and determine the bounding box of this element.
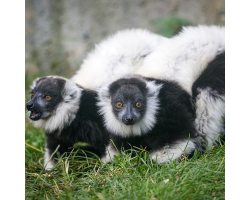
[26,76,111,170]
[97,75,197,163]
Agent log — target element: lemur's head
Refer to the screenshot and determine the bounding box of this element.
[26,76,82,133]
[97,75,162,137]
[109,78,147,125]
[26,76,65,121]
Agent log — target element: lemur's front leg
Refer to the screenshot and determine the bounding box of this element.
[44,134,73,170]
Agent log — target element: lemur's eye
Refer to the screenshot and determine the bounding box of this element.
[136,102,142,108]
[45,96,51,100]
[31,93,34,98]
[116,102,123,108]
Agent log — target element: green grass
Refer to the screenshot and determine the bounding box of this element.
[25,121,225,200]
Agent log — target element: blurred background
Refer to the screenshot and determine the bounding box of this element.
[25,0,225,88]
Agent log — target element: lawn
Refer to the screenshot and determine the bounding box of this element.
[25,121,225,200]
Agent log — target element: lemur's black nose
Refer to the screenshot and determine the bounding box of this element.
[26,102,34,111]
[124,117,135,125]
[125,117,134,122]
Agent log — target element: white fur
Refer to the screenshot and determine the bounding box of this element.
[97,76,162,137]
[71,26,224,94]
[71,29,166,89]
[135,25,225,94]
[30,76,83,133]
[44,147,55,170]
[101,142,119,163]
[150,140,196,164]
[194,87,225,149]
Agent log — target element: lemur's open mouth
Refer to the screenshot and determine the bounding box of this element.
[29,111,42,121]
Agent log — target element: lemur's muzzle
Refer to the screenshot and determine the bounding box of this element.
[26,100,42,121]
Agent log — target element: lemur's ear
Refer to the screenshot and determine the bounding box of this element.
[146,81,163,98]
[63,80,82,103]
[97,84,111,103]
[30,77,42,90]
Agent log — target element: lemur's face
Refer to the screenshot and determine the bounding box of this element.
[111,84,147,125]
[26,77,66,121]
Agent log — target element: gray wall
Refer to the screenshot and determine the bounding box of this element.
[25,0,225,77]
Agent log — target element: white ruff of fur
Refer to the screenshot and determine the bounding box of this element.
[150,140,196,164]
[135,25,225,94]
[194,87,225,149]
[97,79,162,137]
[71,29,166,89]
[30,77,83,133]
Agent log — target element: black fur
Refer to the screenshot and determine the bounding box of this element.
[192,52,225,97]
[46,88,111,162]
[109,78,148,95]
[46,88,110,154]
